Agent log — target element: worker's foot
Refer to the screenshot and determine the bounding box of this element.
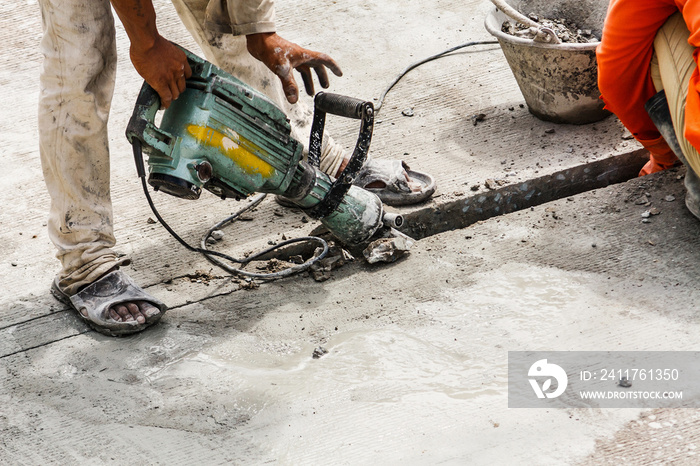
[638,136,681,176]
[639,153,681,176]
[51,269,167,336]
[352,157,436,206]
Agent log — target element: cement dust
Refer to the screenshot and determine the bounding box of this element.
[138,263,690,463]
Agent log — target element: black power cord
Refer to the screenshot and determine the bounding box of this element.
[374,39,499,114]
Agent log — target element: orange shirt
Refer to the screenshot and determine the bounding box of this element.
[597,0,700,147]
[680,1,700,151]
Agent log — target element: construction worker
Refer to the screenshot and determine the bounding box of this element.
[40,0,435,336]
[597,0,700,218]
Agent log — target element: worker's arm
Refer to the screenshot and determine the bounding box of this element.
[109,0,192,108]
[246,33,342,104]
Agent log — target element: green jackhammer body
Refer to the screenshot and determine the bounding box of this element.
[126,48,390,246]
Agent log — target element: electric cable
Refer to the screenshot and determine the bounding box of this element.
[374,39,499,114]
[133,139,329,280]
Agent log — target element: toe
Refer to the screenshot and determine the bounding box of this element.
[106,301,160,326]
[110,304,128,322]
[136,301,161,321]
[124,302,146,324]
[110,303,143,323]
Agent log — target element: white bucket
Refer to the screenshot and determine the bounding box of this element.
[484,0,611,124]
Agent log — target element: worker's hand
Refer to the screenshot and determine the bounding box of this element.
[246,32,343,104]
[130,36,192,109]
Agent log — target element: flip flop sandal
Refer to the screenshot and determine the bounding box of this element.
[51,270,167,337]
[353,158,436,207]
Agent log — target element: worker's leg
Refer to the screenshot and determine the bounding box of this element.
[597,0,679,175]
[38,0,129,296]
[651,12,700,218]
[171,0,346,177]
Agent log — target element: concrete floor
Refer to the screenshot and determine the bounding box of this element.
[3,0,700,464]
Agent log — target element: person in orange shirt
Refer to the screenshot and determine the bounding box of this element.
[597,0,700,218]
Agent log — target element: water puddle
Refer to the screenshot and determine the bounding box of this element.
[140,263,686,462]
[146,264,630,408]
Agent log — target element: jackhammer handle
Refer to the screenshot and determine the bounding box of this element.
[126,81,177,181]
[306,92,375,219]
[314,92,372,119]
[126,83,160,179]
[136,81,161,109]
[126,81,161,144]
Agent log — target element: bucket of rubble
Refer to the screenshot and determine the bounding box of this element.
[484,0,611,124]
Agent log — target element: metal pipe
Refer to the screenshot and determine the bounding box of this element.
[382,213,404,229]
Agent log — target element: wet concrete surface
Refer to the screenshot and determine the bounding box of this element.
[3,0,700,464]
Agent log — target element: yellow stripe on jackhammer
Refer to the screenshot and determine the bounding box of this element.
[186,125,274,178]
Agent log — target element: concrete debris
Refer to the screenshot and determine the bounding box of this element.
[255,258,288,273]
[289,255,304,264]
[634,195,649,205]
[665,195,676,202]
[545,206,560,219]
[618,377,632,388]
[402,108,414,117]
[210,230,224,240]
[471,113,486,126]
[363,228,415,264]
[185,269,222,285]
[502,16,599,43]
[239,279,259,290]
[310,244,354,282]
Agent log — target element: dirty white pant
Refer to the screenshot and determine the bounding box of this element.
[38,0,346,295]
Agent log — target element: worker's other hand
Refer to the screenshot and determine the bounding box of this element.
[246,32,343,104]
[130,36,192,109]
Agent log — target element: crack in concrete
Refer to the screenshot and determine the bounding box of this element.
[401,150,647,239]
